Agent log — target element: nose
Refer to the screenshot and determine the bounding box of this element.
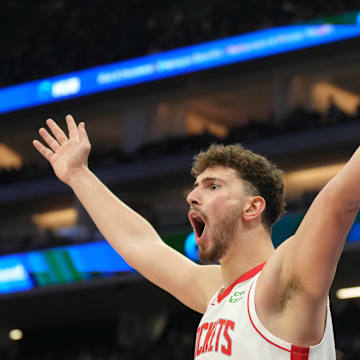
[186,187,202,207]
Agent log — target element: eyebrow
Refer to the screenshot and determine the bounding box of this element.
[193,176,223,189]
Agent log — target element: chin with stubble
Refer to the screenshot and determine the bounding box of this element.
[198,204,242,264]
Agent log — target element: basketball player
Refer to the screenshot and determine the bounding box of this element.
[33,114,355,359]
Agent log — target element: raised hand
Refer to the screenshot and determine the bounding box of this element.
[33,114,91,186]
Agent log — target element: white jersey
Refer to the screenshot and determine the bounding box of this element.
[194,263,336,360]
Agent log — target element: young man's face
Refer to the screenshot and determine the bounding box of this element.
[187,166,248,264]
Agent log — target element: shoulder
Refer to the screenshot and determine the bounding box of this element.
[256,240,290,313]
[254,238,329,346]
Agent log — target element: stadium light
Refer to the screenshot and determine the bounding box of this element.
[9,329,23,341]
[336,286,360,300]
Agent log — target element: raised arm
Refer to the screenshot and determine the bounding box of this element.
[256,148,360,345]
[284,147,360,300]
[33,115,222,313]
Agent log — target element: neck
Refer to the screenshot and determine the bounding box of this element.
[219,224,275,289]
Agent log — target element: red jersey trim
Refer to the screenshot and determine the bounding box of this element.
[217,262,266,303]
[291,345,310,360]
[247,280,310,359]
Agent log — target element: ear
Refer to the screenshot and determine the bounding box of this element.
[242,196,266,223]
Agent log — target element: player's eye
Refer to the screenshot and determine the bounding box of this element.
[211,183,219,190]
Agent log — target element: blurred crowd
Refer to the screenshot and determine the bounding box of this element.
[2,101,359,187]
[1,0,359,87]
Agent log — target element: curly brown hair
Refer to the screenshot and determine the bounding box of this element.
[191,144,286,231]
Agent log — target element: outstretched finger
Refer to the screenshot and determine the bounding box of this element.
[32,139,54,162]
[46,118,68,144]
[66,114,79,141]
[39,127,61,152]
[78,122,90,145]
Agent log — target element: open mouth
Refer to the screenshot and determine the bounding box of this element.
[189,211,206,239]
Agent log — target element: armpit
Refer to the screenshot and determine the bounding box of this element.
[279,273,302,311]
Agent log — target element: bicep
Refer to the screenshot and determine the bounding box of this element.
[129,241,222,313]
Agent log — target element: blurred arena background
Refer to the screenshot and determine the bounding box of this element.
[1,1,360,359]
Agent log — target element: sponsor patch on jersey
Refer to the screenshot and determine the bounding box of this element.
[228,290,247,303]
